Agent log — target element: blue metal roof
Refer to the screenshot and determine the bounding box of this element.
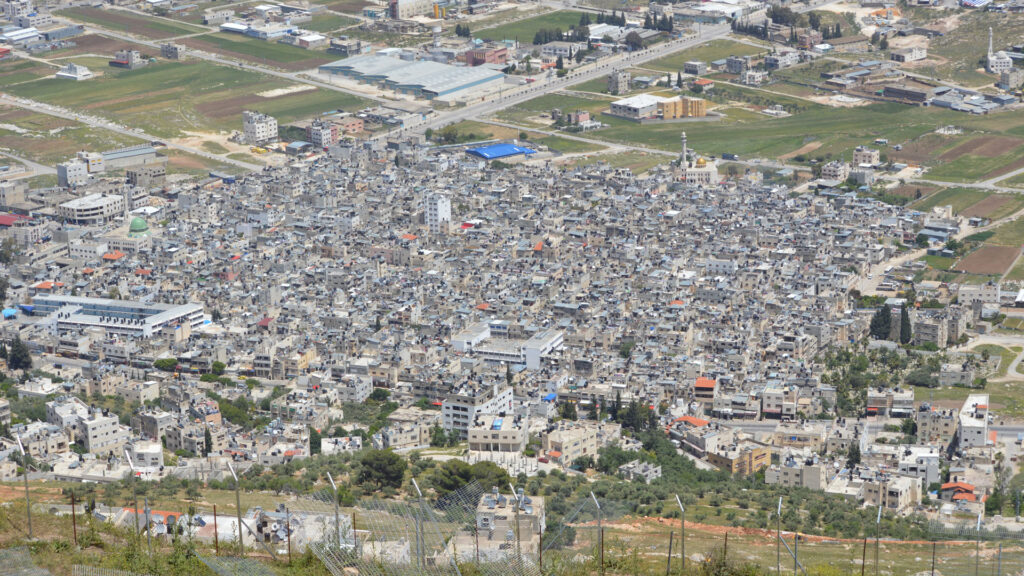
[465,143,536,160]
[543,393,557,402]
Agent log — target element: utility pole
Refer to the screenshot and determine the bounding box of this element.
[213,504,220,555]
[592,492,603,576]
[675,494,685,571]
[71,491,78,547]
[228,461,244,556]
[16,435,31,540]
[327,472,341,549]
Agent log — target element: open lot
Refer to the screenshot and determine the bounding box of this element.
[57,7,208,39]
[922,137,1024,183]
[302,12,360,32]
[475,10,586,43]
[6,61,370,138]
[0,58,53,86]
[911,187,991,214]
[181,33,334,70]
[903,10,1024,87]
[646,38,769,72]
[988,219,1024,247]
[960,194,1024,220]
[953,245,1020,275]
[0,105,143,166]
[43,33,153,59]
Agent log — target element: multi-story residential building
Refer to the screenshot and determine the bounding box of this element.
[863,474,922,513]
[242,110,278,145]
[607,69,630,95]
[765,450,828,490]
[957,394,989,448]
[468,413,528,452]
[307,119,340,148]
[917,408,958,447]
[426,192,451,234]
[707,441,770,475]
[820,160,851,182]
[57,194,125,224]
[442,383,514,438]
[774,422,827,452]
[542,419,622,466]
[852,146,881,166]
[79,409,130,456]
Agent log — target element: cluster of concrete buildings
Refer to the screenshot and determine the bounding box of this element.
[0,122,1014,535]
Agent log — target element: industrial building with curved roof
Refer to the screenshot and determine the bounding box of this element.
[319,54,506,100]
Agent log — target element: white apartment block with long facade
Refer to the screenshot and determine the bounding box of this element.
[57,193,125,225]
[442,383,514,439]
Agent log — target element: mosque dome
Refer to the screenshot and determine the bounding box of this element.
[128,217,150,236]
[696,157,707,168]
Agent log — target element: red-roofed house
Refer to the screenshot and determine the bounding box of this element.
[939,481,979,503]
[694,377,717,403]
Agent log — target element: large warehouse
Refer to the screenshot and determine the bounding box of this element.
[319,54,505,100]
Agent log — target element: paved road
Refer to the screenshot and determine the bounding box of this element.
[388,24,733,139]
[0,150,56,176]
[0,95,262,172]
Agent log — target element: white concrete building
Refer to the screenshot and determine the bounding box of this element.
[957,394,990,448]
[55,62,93,81]
[242,110,278,145]
[426,192,451,234]
[57,193,125,224]
[442,383,514,438]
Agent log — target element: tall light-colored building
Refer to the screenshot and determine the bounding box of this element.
[242,110,278,145]
[957,394,989,448]
[442,383,514,438]
[426,192,451,234]
[607,69,630,95]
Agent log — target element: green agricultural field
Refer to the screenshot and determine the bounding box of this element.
[476,10,587,43]
[646,38,769,72]
[302,12,360,32]
[923,255,954,270]
[181,33,333,69]
[6,61,370,138]
[910,187,990,214]
[0,123,143,166]
[0,59,54,86]
[924,144,1024,183]
[57,7,208,39]
[987,219,1024,247]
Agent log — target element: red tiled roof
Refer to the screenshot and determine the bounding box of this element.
[547,450,562,458]
[257,317,274,327]
[695,377,716,389]
[102,250,126,260]
[952,493,977,502]
[476,302,490,310]
[401,233,418,241]
[940,482,975,492]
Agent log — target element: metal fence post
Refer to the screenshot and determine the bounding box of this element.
[592,492,603,576]
[875,506,882,576]
[667,531,674,576]
[16,435,31,540]
[676,494,686,572]
[930,540,935,576]
[213,504,219,555]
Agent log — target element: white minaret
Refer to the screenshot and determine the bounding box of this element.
[989,27,994,58]
[680,131,688,164]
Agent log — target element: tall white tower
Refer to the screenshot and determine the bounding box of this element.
[426,192,451,235]
[680,131,688,165]
[989,27,994,59]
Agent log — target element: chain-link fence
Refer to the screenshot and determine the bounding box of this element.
[13,485,1024,576]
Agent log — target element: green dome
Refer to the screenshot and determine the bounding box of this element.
[128,217,149,236]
